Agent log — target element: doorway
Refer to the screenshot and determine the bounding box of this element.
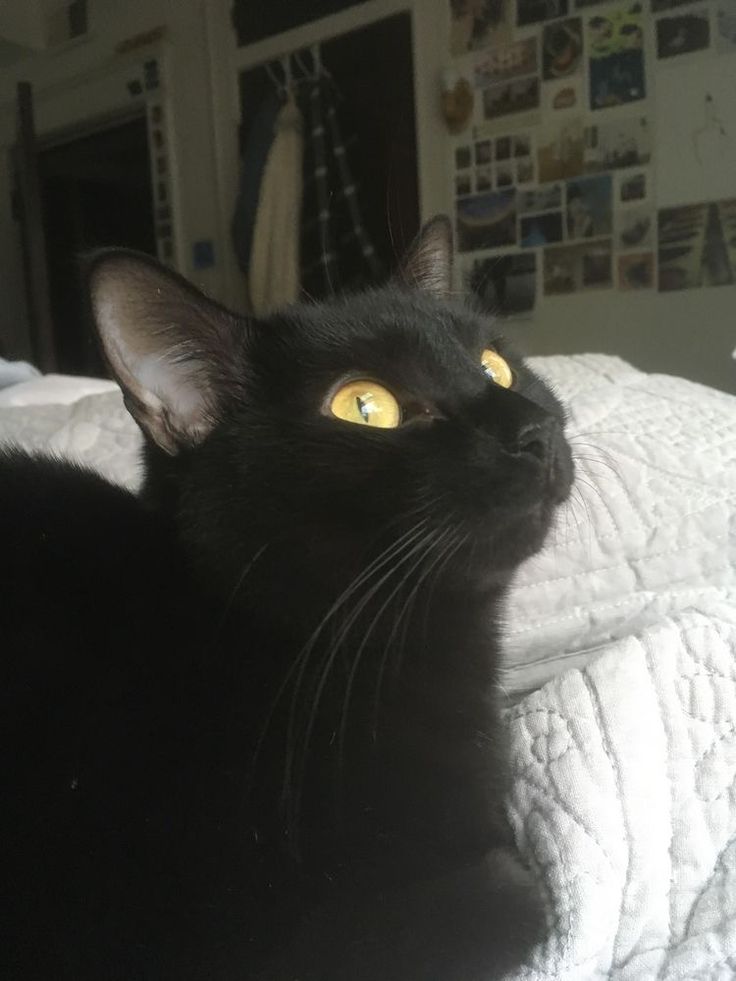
[237,11,419,298]
[39,114,156,375]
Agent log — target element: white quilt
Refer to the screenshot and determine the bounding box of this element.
[1,356,735,979]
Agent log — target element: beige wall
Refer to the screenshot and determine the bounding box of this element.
[1,0,734,395]
[0,0,225,360]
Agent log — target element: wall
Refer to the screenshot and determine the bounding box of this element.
[440,0,736,394]
[0,0,225,360]
[2,0,733,394]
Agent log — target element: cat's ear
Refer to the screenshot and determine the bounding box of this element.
[87,251,242,455]
[397,215,453,298]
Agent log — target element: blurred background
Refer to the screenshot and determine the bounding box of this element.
[0,0,734,392]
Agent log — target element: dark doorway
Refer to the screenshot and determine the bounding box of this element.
[39,115,156,375]
[237,11,419,297]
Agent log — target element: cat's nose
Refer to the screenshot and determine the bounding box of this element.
[515,417,557,462]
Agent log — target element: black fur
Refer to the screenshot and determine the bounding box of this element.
[1,219,572,980]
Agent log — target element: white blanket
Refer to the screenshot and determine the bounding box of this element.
[505,598,736,980]
[1,357,735,979]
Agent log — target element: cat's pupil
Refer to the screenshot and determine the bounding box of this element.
[356,396,370,422]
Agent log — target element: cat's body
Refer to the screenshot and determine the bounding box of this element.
[1,220,572,980]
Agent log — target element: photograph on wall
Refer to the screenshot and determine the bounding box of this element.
[542,17,583,79]
[495,135,512,159]
[587,4,645,110]
[618,252,654,289]
[455,145,472,169]
[450,0,513,55]
[468,252,537,315]
[544,79,582,112]
[456,173,473,196]
[518,183,563,212]
[514,133,532,156]
[482,76,540,120]
[620,170,647,202]
[518,0,569,26]
[656,10,711,58]
[475,139,493,164]
[520,211,564,246]
[584,117,651,172]
[652,0,699,9]
[538,117,584,181]
[617,207,653,249]
[496,163,515,186]
[456,189,518,251]
[658,198,736,290]
[476,166,493,191]
[544,239,612,293]
[517,158,535,182]
[475,38,538,86]
[716,0,736,51]
[566,174,613,238]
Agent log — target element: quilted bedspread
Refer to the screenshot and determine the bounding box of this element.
[1,355,735,979]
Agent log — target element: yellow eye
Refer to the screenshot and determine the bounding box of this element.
[329,380,401,429]
[481,349,513,388]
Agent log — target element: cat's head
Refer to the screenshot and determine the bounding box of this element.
[87,218,572,603]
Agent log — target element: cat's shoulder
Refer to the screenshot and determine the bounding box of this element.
[0,448,159,558]
[0,448,188,633]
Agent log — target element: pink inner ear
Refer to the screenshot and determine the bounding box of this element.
[90,255,224,454]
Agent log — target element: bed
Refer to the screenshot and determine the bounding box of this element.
[2,355,735,979]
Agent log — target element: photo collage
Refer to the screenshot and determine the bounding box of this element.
[450,0,736,312]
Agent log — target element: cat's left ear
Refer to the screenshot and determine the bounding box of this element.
[397,215,453,298]
[87,250,243,455]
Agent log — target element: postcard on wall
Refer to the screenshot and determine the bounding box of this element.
[482,76,540,121]
[520,211,564,246]
[584,117,651,172]
[467,252,537,316]
[716,0,736,52]
[542,17,583,80]
[537,117,585,182]
[517,157,535,182]
[566,174,613,239]
[544,239,613,293]
[543,79,582,113]
[456,190,518,252]
[475,139,493,164]
[658,199,736,290]
[656,9,711,58]
[474,38,538,87]
[518,183,563,213]
[450,0,513,55]
[587,4,645,110]
[456,173,473,197]
[476,166,493,191]
[618,169,648,203]
[495,162,516,187]
[618,252,654,289]
[651,0,698,10]
[616,207,653,250]
[518,0,569,26]
[455,145,472,170]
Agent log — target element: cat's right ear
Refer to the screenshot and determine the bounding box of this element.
[87,251,243,455]
[397,215,454,298]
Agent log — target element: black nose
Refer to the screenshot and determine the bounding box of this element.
[515,417,557,462]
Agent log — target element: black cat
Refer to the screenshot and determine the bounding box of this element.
[1,218,572,980]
